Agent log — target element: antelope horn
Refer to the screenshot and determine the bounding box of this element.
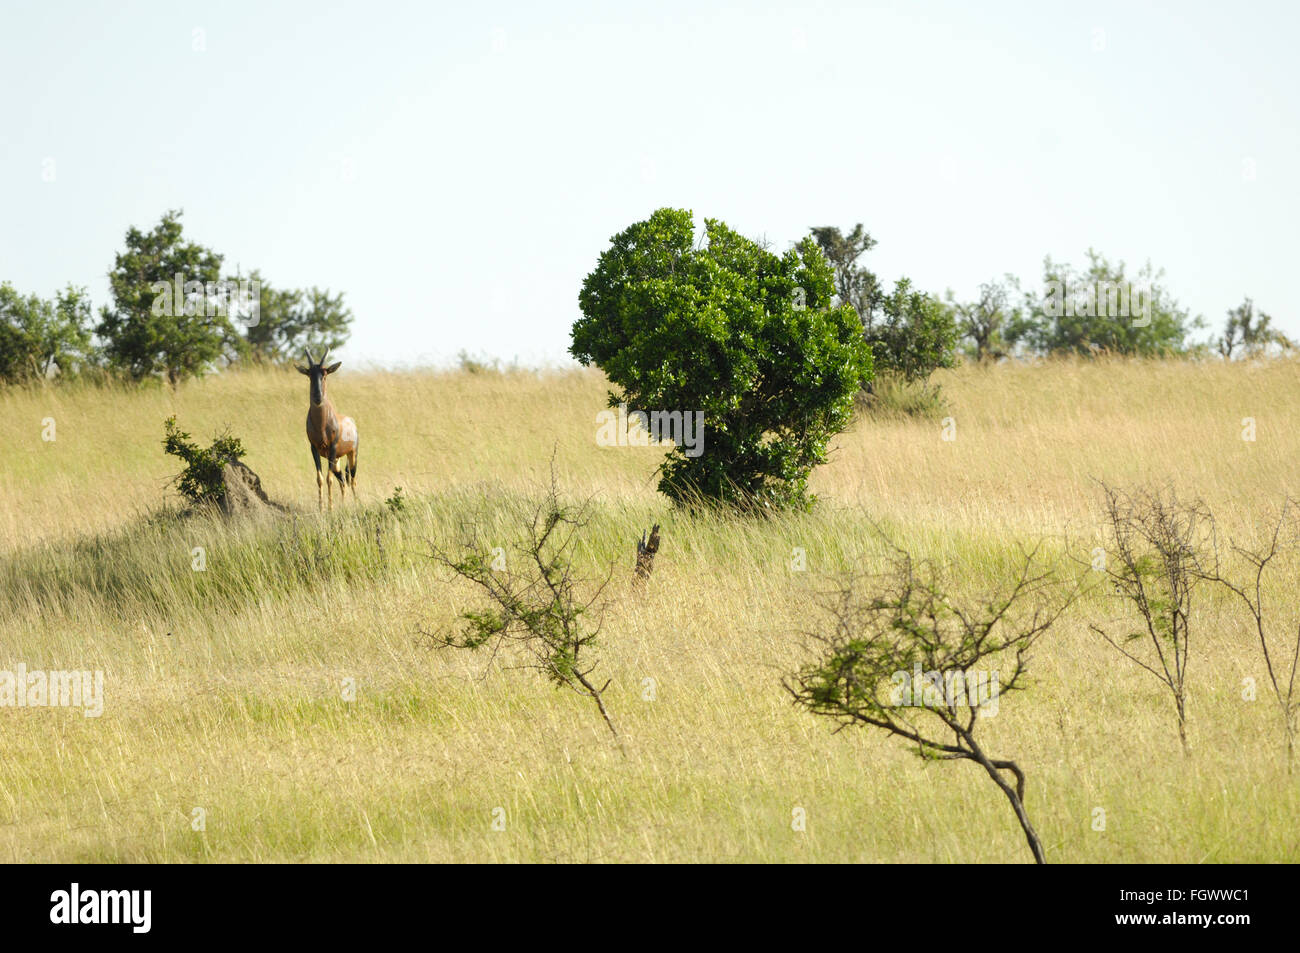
[304,348,315,365]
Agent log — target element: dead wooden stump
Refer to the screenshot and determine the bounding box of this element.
[635,524,660,582]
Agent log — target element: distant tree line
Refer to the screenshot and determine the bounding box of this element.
[810,223,1286,386]
[0,210,352,386]
[5,209,1282,388]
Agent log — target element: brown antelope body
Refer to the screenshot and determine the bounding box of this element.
[296,349,358,510]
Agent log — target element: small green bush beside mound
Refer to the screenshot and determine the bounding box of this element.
[162,415,247,508]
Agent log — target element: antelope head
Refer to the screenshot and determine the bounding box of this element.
[295,349,342,406]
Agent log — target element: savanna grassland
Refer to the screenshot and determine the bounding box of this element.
[2,358,1299,863]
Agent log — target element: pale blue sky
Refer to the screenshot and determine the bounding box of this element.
[2,0,1296,367]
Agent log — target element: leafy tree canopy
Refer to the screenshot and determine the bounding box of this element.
[572,208,872,511]
[244,270,353,364]
[97,210,243,385]
[1010,250,1201,357]
[0,282,95,383]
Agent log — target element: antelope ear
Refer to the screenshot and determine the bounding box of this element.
[295,365,311,375]
[324,362,341,374]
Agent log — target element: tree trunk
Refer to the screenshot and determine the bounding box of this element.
[635,524,660,582]
[965,738,1045,864]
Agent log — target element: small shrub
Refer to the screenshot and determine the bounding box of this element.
[421,472,622,751]
[456,350,499,374]
[1202,499,1300,769]
[1090,482,1214,756]
[384,486,407,513]
[162,415,245,507]
[786,534,1078,863]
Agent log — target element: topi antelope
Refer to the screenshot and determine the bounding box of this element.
[296,348,359,511]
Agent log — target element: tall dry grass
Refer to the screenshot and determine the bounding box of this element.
[1,356,1297,862]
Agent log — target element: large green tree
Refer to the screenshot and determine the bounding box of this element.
[571,208,872,511]
[0,282,96,383]
[97,210,242,384]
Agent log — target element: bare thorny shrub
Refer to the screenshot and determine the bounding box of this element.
[421,473,623,754]
[1089,483,1214,756]
[785,535,1079,864]
[1202,499,1300,770]
[1092,483,1300,767]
